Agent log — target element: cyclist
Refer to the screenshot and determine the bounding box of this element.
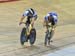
[43,12,58,46]
[19,8,37,35]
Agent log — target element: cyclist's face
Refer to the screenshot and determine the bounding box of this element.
[29,13,33,17]
[48,16,51,21]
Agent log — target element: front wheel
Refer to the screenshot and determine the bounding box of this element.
[29,28,36,45]
[20,27,27,45]
[45,30,54,46]
[44,31,49,46]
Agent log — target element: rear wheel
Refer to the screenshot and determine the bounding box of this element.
[29,28,36,45]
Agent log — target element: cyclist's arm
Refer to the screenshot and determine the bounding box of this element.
[21,16,25,22]
[51,23,57,31]
[43,19,46,26]
[33,11,38,20]
[19,16,25,25]
[19,11,28,25]
[33,15,37,20]
[31,13,37,27]
[43,16,49,27]
[43,19,49,27]
[52,15,58,30]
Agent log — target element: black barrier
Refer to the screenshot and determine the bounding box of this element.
[0,0,19,3]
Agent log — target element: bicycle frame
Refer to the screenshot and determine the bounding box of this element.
[20,22,36,45]
[27,24,33,36]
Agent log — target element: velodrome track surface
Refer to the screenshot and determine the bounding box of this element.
[0,0,75,56]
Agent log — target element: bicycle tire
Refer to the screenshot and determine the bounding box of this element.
[45,31,49,45]
[29,28,36,45]
[20,27,26,45]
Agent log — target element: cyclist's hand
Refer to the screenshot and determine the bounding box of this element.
[52,28,55,31]
[19,22,22,25]
[43,24,45,27]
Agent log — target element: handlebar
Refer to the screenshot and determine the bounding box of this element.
[21,22,26,24]
[45,25,52,27]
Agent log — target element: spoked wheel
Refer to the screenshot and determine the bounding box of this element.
[20,27,27,45]
[29,28,36,45]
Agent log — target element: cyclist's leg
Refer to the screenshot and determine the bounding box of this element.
[29,18,35,34]
[48,21,55,42]
[48,26,54,45]
[48,30,54,45]
[26,16,31,35]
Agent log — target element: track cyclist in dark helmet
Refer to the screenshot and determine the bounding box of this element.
[19,8,37,34]
[19,8,37,46]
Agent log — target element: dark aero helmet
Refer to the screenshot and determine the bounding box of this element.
[28,8,35,15]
